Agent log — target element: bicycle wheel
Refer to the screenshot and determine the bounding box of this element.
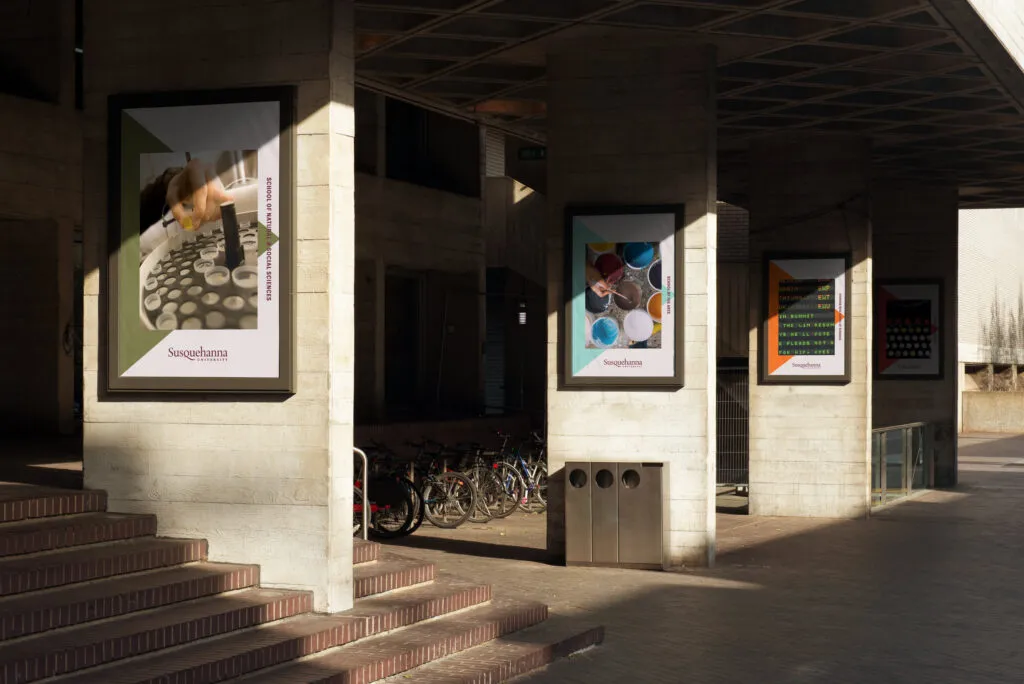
[353,486,366,537]
[422,471,477,529]
[368,476,416,539]
[465,466,496,524]
[405,478,427,535]
[490,462,526,519]
[524,461,548,513]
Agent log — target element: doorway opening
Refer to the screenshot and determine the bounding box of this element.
[716,357,749,514]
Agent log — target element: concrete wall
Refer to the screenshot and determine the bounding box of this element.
[546,43,718,567]
[0,219,71,435]
[485,178,546,288]
[958,208,1024,365]
[873,183,959,487]
[0,94,81,222]
[718,264,749,359]
[81,0,355,612]
[353,173,485,419]
[748,135,872,519]
[0,55,80,435]
[0,0,61,103]
[356,173,483,272]
[505,136,547,195]
[962,392,1024,433]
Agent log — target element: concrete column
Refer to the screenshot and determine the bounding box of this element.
[872,181,958,487]
[546,43,718,567]
[81,0,355,612]
[326,0,357,613]
[748,134,872,518]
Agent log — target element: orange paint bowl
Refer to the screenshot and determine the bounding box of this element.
[647,292,663,322]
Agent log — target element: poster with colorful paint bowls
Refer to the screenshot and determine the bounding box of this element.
[567,206,682,386]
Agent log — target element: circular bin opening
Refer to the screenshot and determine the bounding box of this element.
[569,469,588,489]
[622,469,641,489]
[595,469,614,489]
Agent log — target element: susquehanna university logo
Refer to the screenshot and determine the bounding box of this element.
[168,346,229,362]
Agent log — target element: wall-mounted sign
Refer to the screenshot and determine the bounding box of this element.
[875,280,943,380]
[761,253,851,384]
[106,87,295,393]
[517,146,547,161]
[563,205,685,388]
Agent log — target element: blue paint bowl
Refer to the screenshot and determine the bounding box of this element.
[591,317,619,348]
[623,242,655,270]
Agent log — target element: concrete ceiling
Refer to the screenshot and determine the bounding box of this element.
[353,0,1024,208]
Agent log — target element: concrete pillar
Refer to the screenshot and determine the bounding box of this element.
[748,134,872,518]
[326,0,357,612]
[546,43,718,567]
[81,0,355,612]
[872,181,958,487]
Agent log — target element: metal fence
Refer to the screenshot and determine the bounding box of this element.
[716,363,749,487]
[872,422,933,505]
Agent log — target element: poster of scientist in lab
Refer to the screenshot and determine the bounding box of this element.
[106,88,295,393]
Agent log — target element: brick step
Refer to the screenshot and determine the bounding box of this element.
[0,488,106,525]
[47,614,349,684]
[380,621,606,683]
[0,562,258,641]
[353,554,435,599]
[45,577,492,684]
[0,588,312,682]
[0,513,156,558]
[0,537,207,597]
[347,576,491,634]
[353,539,380,565]
[234,599,549,684]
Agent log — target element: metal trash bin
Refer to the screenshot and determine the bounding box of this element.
[565,463,592,565]
[565,461,668,569]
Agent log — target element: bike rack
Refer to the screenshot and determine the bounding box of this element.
[354,447,369,541]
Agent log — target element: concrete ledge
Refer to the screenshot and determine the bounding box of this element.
[963,392,1024,433]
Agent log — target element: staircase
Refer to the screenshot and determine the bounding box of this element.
[0,485,602,683]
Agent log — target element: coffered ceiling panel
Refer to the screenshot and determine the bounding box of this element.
[354,0,1024,206]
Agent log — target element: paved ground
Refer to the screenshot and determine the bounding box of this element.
[386,433,1024,683]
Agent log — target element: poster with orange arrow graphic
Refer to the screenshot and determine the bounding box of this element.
[762,254,851,384]
[875,280,942,379]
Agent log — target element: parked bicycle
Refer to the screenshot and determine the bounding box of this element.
[407,439,479,529]
[353,429,548,534]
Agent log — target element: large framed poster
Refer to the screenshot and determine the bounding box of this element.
[563,205,685,388]
[106,87,295,393]
[875,279,943,380]
[761,253,851,385]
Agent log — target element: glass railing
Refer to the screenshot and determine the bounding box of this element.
[871,422,932,506]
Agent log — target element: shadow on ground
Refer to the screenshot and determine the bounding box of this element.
[0,436,82,489]
[378,433,1024,683]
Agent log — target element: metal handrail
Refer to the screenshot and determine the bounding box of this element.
[354,447,369,541]
[871,422,932,505]
[872,421,928,434]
